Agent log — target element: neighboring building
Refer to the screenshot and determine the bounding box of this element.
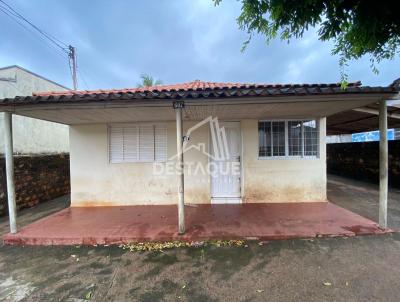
[352,129,395,142]
[0,80,398,233]
[327,129,396,144]
[326,134,352,144]
[395,128,400,140]
[0,65,70,154]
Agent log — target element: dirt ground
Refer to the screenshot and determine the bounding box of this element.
[0,175,399,302]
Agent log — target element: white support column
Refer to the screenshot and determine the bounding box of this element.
[173,101,185,234]
[379,100,388,229]
[3,112,17,233]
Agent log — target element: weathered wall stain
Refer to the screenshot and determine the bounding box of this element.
[243,184,326,203]
[241,118,327,203]
[70,123,211,206]
[70,118,327,205]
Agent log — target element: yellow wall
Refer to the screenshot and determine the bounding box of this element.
[69,122,210,206]
[69,118,326,206]
[242,118,327,202]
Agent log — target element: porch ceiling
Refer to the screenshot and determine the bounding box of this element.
[3,94,393,125]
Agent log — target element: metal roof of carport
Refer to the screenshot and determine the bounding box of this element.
[327,78,400,134]
[327,102,400,134]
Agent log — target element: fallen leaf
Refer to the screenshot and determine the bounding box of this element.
[256,289,264,293]
[182,284,186,289]
[323,282,332,286]
[85,290,92,300]
[345,282,349,286]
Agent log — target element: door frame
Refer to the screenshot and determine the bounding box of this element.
[209,120,243,204]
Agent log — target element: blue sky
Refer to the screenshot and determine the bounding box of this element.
[1,0,399,90]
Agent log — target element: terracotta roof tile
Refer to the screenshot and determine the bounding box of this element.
[32,80,361,97]
[0,80,398,106]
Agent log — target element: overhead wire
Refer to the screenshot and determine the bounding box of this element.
[0,4,68,60]
[0,0,97,90]
[78,70,90,90]
[0,0,69,53]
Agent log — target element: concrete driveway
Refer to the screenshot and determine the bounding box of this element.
[0,175,399,301]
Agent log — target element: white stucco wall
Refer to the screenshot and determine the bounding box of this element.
[0,66,69,154]
[242,118,327,202]
[70,122,211,206]
[70,118,327,206]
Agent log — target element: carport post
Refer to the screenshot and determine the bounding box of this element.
[3,112,17,233]
[173,101,185,234]
[379,99,388,229]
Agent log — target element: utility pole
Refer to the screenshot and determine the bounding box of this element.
[68,45,77,90]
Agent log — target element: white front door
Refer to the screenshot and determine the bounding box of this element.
[210,121,241,204]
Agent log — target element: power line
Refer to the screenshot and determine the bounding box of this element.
[0,0,68,53]
[0,5,67,59]
[0,0,88,90]
[78,70,90,90]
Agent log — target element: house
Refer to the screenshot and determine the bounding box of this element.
[0,65,70,154]
[0,80,398,239]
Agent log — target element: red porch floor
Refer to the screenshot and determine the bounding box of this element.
[3,202,390,245]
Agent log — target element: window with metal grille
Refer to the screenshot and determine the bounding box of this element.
[258,120,319,158]
[303,120,319,157]
[108,124,167,163]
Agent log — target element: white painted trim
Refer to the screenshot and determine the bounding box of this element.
[211,197,242,204]
[209,120,242,203]
[257,156,319,160]
[258,118,320,160]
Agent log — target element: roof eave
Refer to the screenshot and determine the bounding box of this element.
[0,86,397,108]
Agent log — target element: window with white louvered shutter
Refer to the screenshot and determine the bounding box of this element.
[123,126,139,162]
[109,124,167,163]
[138,125,155,162]
[109,126,124,163]
[155,125,167,162]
